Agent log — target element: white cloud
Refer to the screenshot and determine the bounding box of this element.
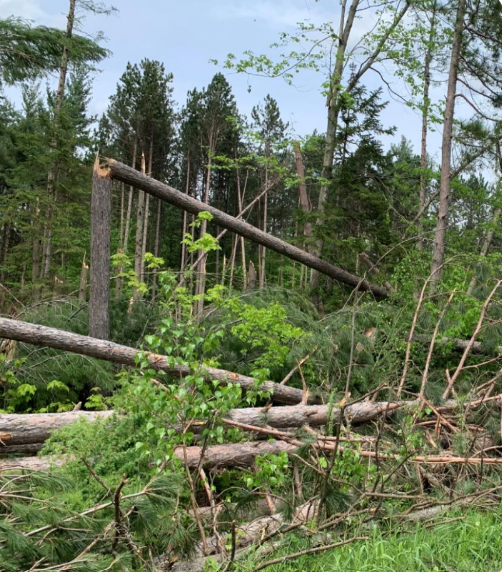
[0,0,66,27]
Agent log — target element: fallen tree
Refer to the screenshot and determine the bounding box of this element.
[0,317,309,405]
[103,158,389,299]
[0,401,403,455]
[4,435,502,473]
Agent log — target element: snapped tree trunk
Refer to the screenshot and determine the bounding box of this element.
[429,0,467,293]
[89,157,112,340]
[104,158,389,298]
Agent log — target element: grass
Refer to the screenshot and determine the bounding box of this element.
[237,509,502,572]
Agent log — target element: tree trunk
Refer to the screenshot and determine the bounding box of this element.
[42,0,77,279]
[259,142,270,289]
[133,153,146,300]
[310,0,360,288]
[180,157,191,273]
[418,4,437,250]
[0,401,402,455]
[89,157,112,340]
[151,198,162,299]
[105,158,389,298]
[429,0,467,293]
[194,154,213,315]
[0,316,310,405]
[140,140,154,286]
[115,141,137,301]
[78,253,89,302]
[311,0,409,288]
[293,141,312,248]
[31,198,41,291]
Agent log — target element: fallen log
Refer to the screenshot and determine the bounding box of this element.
[5,395,502,456]
[0,401,404,455]
[0,410,113,454]
[104,158,389,299]
[4,433,502,473]
[0,317,308,405]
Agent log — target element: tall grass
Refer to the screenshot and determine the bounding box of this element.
[238,509,502,572]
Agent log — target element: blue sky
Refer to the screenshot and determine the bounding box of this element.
[1,0,442,160]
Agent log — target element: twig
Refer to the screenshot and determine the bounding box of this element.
[443,280,502,399]
[249,535,369,572]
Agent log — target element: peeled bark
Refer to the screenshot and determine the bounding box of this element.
[89,158,112,340]
[0,317,309,405]
[104,158,388,298]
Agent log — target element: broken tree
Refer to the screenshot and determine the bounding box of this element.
[102,157,389,299]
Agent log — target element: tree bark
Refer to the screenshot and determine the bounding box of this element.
[89,157,112,340]
[418,4,437,250]
[41,0,77,279]
[311,0,409,288]
[0,317,310,405]
[5,431,502,473]
[194,154,213,315]
[133,153,146,300]
[78,253,89,302]
[429,0,467,292]
[0,401,402,455]
[104,158,388,298]
[259,142,270,289]
[115,141,137,300]
[151,198,162,299]
[293,141,312,248]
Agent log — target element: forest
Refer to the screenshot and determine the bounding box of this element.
[2,0,502,570]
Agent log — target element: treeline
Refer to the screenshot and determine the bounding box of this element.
[1,0,502,315]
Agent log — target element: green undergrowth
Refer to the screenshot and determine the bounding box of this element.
[235,509,502,572]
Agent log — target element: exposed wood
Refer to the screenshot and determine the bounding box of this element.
[89,156,113,340]
[0,317,308,405]
[104,158,389,298]
[0,411,113,453]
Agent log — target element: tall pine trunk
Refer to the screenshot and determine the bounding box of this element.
[133,153,146,300]
[115,141,137,300]
[293,141,312,249]
[310,0,360,288]
[180,156,191,272]
[429,0,466,292]
[418,4,437,250]
[259,141,270,289]
[41,0,76,280]
[194,153,212,315]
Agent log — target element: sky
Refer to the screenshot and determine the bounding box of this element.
[0,0,444,161]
